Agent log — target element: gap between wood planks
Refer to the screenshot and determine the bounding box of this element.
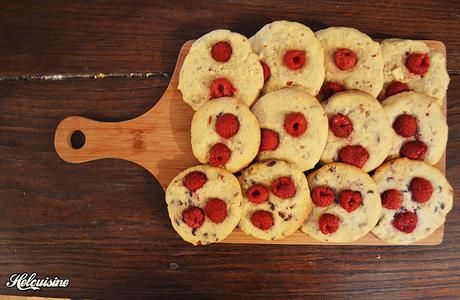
[0,71,170,81]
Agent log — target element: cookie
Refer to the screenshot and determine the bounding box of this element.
[320,90,393,172]
[250,20,325,96]
[178,29,264,110]
[301,163,381,242]
[315,27,384,100]
[251,88,328,171]
[372,158,453,244]
[380,39,450,103]
[382,91,448,165]
[238,160,311,240]
[191,97,260,173]
[165,165,243,245]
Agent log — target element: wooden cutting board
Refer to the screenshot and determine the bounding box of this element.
[54,40,447,245]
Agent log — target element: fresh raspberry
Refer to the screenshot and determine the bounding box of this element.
[410,177,433,203]
[334,48,357,71]
[311,186,335,207]
[271,176,296,199]
[182,206,205,229]
[321,82,345,100]
[250,210,274,230]
[331,114,353,138]
[215,113,240,139]
[284,50,306,70]
[205,198,227,223]
[381,189,402,210]
[183,171,207,192]
[211,41,232,62]
[393,114,418,138]
[392,211,417,233]
[338,145,369,168]
[284,112,307,137]
[210,78,235,99]
[319,214,340,235]
[260,61,271,81]
[246,184,269,204]
[339,190,363,212]
[259,129,280,152]
[386,81,410,97]
[208,143,231,167]
[400,140,427,160]
[406,53,430,76]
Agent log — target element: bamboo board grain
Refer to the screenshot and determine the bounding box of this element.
[54,40,447,245]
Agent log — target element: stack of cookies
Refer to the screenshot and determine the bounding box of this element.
[165,20,452,245]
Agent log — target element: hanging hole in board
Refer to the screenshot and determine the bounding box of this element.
[70,130,86,149]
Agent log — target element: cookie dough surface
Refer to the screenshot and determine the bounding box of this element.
[179,29,264,110]
[372,158,453,244]
[315,27,383,97]
[250,20,325,96]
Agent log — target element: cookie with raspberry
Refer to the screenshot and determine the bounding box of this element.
[250,21,325,96]
[165,165,243,245]
[301,163,381,243]
[379,39,449,103]
[238,160,311,241]
[382,91,448,165]
[315,27,384,98]
[372,158,453,244]
[320,90,393,172]
[251,88,328,171]
[178,29,264,110]
[191,97,260,173]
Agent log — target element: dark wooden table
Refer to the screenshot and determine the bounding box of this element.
[1,1,459,298]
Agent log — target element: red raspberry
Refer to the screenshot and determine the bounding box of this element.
[271,176,296,199]
[386,81,410,97]
[210,78,235,99]
[393,114,418,138]
[246,184,269,204]
[406,53,430,76]
[211,41,232,62]
[284,50,306,70]
[338,145,369,168]
[319,214,340,235]
[311,186,335,207]
[339,190,363,212]
[400,140,428,160]
[215,113,240,139]
[392,211,417,233]
[410,177,433,203]
[334,48,357,70]
[205,198,227,223]
[381,189,402,210]
[183,171,207,192]
[182,206,205,229]
[321,82,345,100]
[331,114,353,138]
[208,143,231,167]
[250,210,274,230]
[260,61,271,81]
[259,129,280,152]
[284,112,307,137]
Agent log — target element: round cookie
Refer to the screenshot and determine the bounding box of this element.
[301,163,381,242]
[320,90,393,172]
[239,160,311,241]
[250,20,325,96]
[372,158,453,244]
[315,27,384,99]
[178,29,264,110]
[380,39,450,103]
[382,91,448,165]
[251,88,328,171]
[191,97,260,173]
[165,165,243,245]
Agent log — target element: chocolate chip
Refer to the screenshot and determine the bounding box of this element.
[278,211,286,219]
[329,166,336,173]
[289,204,295,209]
[438,186,443,192]
[367,190,374,194]
[267,160,277,167]
[192,228,197,236]
[441,203,445,210]
[175,219,180,226]
[269,202,275,211]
